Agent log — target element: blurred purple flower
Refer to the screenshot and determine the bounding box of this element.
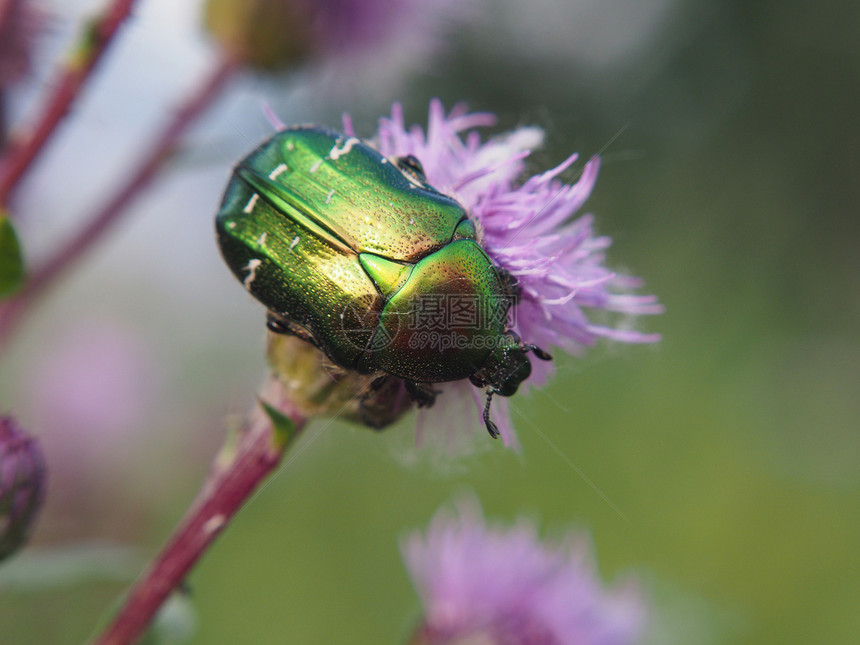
[0,414,46,562]
[361,100,662,447]
[27,319,158,478]
[403,499,646,645]
[205,0,467,73]
[0,0,42,89]
[307,0,464,61]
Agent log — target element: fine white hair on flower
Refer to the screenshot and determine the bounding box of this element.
[402,497,647,645]
[347,100,662,448]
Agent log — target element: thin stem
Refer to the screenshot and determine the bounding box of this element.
[92,397,306,645]
[0,89,6,151]
[0,0,16,26]
[0,0,24,150]
[0,0,139,207]
[0,55,238,350]
[0,0,24,45]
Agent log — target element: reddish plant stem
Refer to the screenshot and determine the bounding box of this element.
[0,0,26,150]
[93,401,306,645]
[0,0,139,207]
[0,0,17,27]
[0,90,6,151]
[0,0,26,53]
[0,55,238,350]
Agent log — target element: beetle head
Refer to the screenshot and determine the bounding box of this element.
[472,331,552,397]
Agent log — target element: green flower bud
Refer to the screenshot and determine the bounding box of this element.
[265,332,412,430]
[203,0,314,70]
[0,415,46,562]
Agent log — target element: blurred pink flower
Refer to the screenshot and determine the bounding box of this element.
[403,499,647,645]
[27,319,158,477]
[205,0,469,74]
[307,0,468,63]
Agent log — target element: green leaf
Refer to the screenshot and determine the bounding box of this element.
[258,398,300,451]
[0,543,139,592]
[0,214,24,298]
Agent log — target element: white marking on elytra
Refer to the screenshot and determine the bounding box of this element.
[287,141,295,151]
[329,137,359,160]
[309,159,323,173]
[268,163,288,180]
[257,232,267,246]
[408,218,415,225]
[227,221,237,229]
[326,189,335,204]
[289,236,300,250]
[243,193,259,213]
[243,259,262,288]
[381,157,389,164]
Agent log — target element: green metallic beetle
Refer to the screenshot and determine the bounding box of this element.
[215,126,550,437]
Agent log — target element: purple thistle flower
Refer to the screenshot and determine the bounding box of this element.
[355,100,662,447]
[0,0,42,89]
[403,499,647,645]
[0,414,46,562]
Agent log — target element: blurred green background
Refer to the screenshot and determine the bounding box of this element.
[1,0,858,643]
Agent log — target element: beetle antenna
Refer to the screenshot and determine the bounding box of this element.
[483,388,500,439]
[512,335,553,362]
[507,330,551,361]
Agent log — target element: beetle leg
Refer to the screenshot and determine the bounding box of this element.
[404,380,439,408]
[265,313,321,349]
[368,376,390,392]
[496,266,522,303]
[469,373,487,388]
[395,155,427,182]
[483,388,500,439]
[359,377,412,430]
[359,377,393,430]
[265,314,292,335]
[524,344,552,361]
